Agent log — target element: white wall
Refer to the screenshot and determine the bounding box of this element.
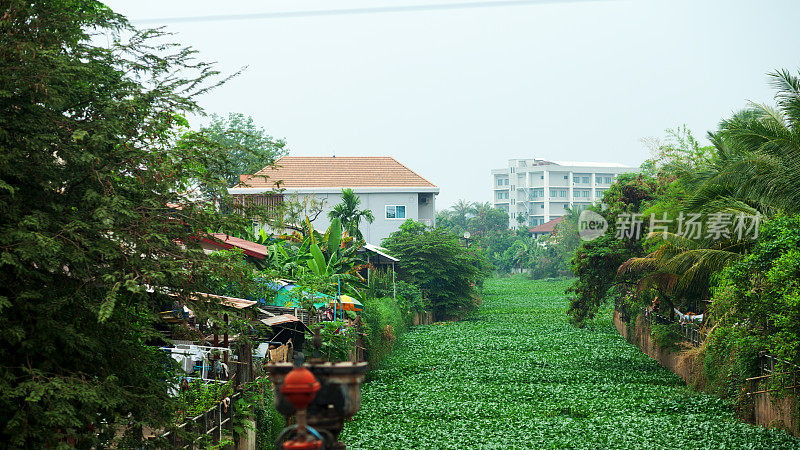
[280,190,434,245]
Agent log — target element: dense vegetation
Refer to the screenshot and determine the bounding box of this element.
[436,200,578,278]
[0,2,272,446]
[565,70,800,412]
[341,277,800,448]
[382,220,492,319]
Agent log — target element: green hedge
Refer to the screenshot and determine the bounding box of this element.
[361,297,408,368]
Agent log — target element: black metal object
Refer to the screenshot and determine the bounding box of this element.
[266,327,368,450]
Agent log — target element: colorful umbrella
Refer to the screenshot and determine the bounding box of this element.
[330,294,363,312]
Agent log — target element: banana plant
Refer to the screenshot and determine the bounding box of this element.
[305,218,367,293]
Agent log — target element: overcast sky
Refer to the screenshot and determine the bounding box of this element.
[106,0,800,208]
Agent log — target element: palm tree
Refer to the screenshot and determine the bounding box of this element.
[450,199,475,230]
[674,70,800,217]
[328,188,375,240]
[620,70,800,301]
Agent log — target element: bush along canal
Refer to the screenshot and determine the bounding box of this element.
[340,276,800,449]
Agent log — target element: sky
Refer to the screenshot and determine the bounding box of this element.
[105,0,800,208]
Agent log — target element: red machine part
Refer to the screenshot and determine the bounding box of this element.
[280,366,320,411]
[283,440,322,450]
[280,366,324,449]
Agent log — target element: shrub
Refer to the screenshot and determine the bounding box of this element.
[382,220,492,319]
[361,297,407,368]
[650,322,683,351]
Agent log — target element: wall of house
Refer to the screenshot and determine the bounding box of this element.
[279,190,432,245]
[360,191,421,244]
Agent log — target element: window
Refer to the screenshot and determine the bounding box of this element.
[385,205,406,219]
[540,175,544,179]
[605,176,612,184]
[564,175,568,180]
[511,199,515,205]
[550,189,557,197]
[510,167,514,173]
[564,204,569,208]
[511,185,515,191]
[560,190,566,197]
[497,179,503,186]
[505,179,509,185]
[540,204,544,209]
[582,176,590,183]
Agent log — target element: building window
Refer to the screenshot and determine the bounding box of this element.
[582,176,589,183]
[605,176,612,184]
[497,179,503,186]
[510,167,514,173]
[550,189,557,197]
[540,175,544,179]
[511,199,515,205]
[560,190,566,197]
[386,205,406,219]
[564,175,568,180]
[505,179,509,185]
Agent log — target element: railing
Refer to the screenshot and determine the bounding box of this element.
[640,308,707,348]
[746,353,800,396]
[162,391,241,449]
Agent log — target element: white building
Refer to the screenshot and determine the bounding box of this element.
[230,156,438,243]
[491,159,638,228]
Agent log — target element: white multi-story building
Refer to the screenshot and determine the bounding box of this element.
[491,159,638,228]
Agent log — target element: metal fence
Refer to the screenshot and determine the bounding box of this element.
[746,353,800,396]
[640,308,706,348]
[162,391,241,449]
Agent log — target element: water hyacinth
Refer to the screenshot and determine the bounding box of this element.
[341,277,800,449]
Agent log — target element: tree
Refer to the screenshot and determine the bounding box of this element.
[566,174,660,327]
[449,199,475,230]
[382,220,491,319]
[199,112,288,187]
[0,2,253,446]
[327,188,375,240]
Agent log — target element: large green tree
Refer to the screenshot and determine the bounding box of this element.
[198,112,288,187]
[0,2,253,446]
[383,220,491,319]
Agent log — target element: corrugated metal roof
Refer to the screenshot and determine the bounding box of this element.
[192,292,257,309]
[363,243,399,262]
[260,314,310,332]
[202,234,270,259]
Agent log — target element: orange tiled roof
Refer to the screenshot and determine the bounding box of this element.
[236,156,437,189]
[529,216,566,234]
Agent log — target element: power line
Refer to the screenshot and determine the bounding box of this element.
[133,0,606,24]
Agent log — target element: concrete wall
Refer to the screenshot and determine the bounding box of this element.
[287,190,431,245]
[613,311,798,436]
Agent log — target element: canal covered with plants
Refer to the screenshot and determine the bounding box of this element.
[340,277,800,449]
